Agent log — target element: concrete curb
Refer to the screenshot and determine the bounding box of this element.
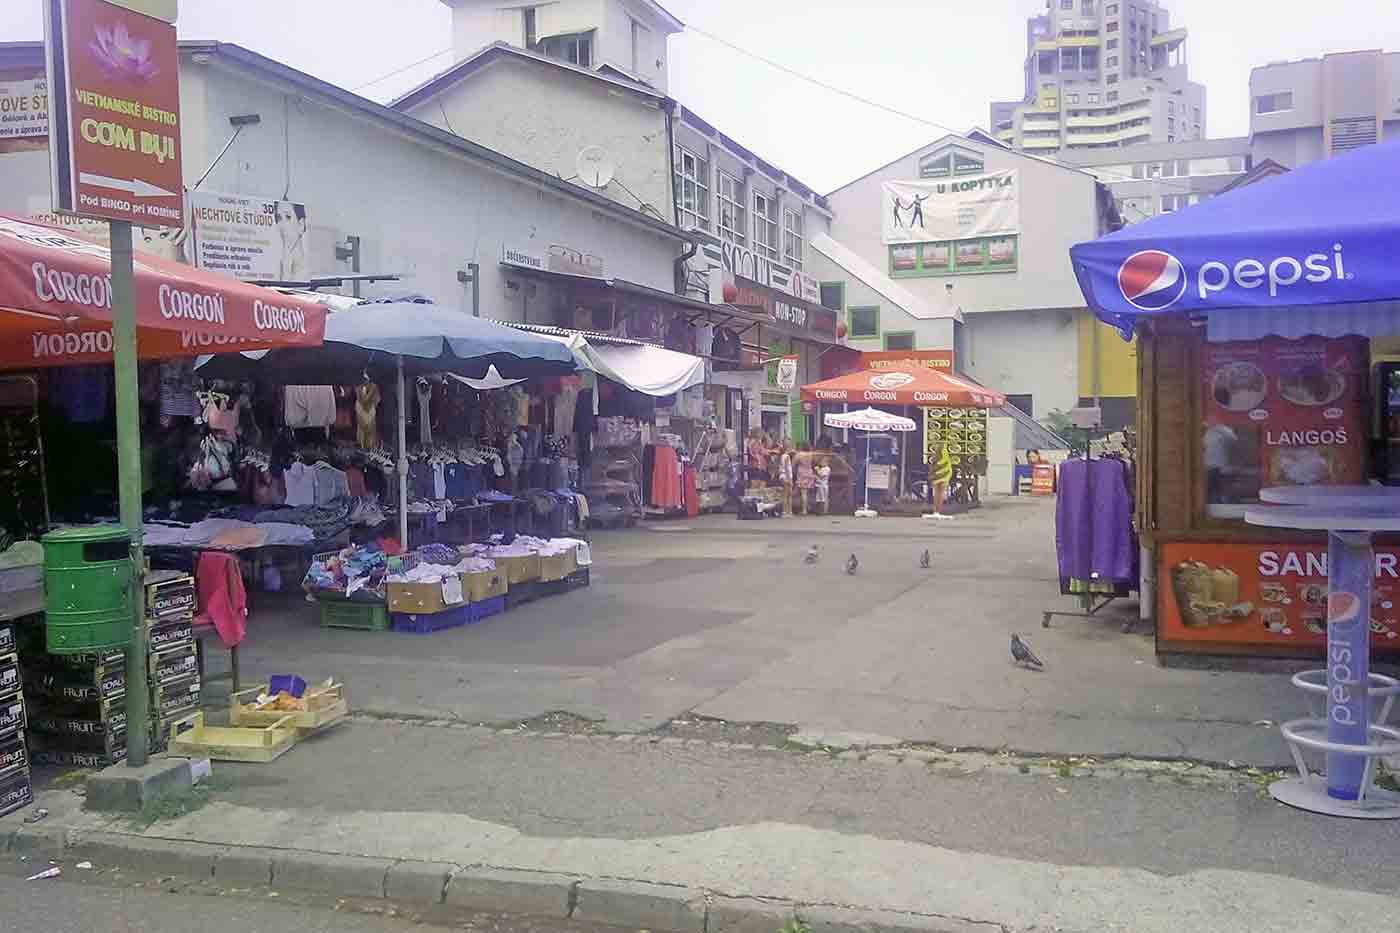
[2,827,1018,933]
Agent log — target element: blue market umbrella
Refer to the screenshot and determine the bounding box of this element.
[198,298,577,544]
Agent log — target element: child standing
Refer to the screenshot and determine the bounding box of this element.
[814,456,831,515]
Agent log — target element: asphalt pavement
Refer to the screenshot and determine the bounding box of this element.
[219,497,1306,767]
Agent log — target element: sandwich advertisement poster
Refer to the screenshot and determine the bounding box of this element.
[1159,541,1400,650]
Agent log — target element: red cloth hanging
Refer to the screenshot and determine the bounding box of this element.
[195,552,247,648]
[683,465,699,517]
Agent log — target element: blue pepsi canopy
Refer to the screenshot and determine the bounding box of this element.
[1071,140,1400,337]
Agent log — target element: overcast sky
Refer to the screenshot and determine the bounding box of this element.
[5,1,1394,192]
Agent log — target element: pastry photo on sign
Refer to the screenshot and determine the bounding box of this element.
[1171,560,1255,628]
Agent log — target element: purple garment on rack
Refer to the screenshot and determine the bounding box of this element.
[1055,457,1135,585]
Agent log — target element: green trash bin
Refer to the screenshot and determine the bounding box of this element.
[42,525,134,654]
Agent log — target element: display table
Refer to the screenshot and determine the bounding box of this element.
[1245,486,1400,819]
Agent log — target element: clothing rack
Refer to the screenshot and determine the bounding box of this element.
[1044,450,1139,633]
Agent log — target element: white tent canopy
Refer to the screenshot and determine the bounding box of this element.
[498,322,705,397]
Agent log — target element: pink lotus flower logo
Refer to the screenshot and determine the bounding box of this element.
[89,21,160,83]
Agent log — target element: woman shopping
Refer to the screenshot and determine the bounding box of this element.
[794,442,816,515]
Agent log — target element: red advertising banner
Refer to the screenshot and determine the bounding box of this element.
[1159,541,1400,652]
[44,0,183,227]
[1202,337,1367,512]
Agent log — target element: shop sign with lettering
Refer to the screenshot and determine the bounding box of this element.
[44,0,184,226]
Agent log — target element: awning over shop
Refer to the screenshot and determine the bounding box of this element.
[1070,139,1400,339]
[499,322,704,397]
[0,215,327,369]
[800,368,1005,409]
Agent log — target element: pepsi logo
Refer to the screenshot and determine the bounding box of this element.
[1119,250,1187,312]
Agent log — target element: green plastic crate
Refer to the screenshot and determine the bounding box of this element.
[317,599,389,632]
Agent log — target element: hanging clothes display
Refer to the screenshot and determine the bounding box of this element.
[355,381,381,448]
[1054,456,1137,593]
[284,385,337,429]
[416,378,433,445]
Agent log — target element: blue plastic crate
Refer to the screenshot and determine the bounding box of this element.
[391,604,471,635]
[505,581,540,610]
[468,596,505,623]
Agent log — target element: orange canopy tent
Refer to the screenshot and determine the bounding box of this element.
[0,214,326,369]
[800,367,1006,409]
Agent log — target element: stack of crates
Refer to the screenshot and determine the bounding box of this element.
[144,571,199,751]
[0,621,32,816]
[22,632,129,769]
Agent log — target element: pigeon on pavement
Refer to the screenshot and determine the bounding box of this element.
[804,545,820,564]
[919,549,931,569]
[845,554,859,575]
[1010,633,1044,671]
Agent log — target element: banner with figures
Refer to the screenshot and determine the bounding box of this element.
[882,171,1018,246]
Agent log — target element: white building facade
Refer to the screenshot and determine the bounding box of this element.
[0,41,685,319]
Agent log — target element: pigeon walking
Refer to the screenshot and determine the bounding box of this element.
[804,545,820,564]
[1010,633,1044,671]
[845,554,859,575]
[919,549,930,569]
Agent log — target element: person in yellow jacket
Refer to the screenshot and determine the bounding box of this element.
[929,442,953,519]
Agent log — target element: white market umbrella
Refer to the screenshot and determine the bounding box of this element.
[824,408,917,515]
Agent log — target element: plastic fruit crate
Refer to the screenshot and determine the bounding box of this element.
[391,604,471,635]
[565,568,590,590]
[317,599,389,631]
[468,596,505,623]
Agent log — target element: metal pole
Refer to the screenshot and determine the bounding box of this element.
[468,262,480,317]
[111,221,149,768]
[397,355,409,547]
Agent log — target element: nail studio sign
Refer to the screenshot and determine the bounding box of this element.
[44,0,184,226]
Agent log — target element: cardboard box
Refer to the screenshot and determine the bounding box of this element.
[539,548,578,583]
[0,695,25,741]
[24,666,126,704]
[151,675,201,719]
[31,746,124,768]
[0,732,27,781]
[0,654,17,697]
[494,553,542,585]
[0,623,14,657]
[149,643,198,686]
[387,579,465,615]
[463,568,508,603]
[148,616,195,653]
[0,768,33,818]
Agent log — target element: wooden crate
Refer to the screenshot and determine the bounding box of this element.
[166,711,297,763]
[229,682,348,737]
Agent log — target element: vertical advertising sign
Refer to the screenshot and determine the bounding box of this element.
[44,0,183,227]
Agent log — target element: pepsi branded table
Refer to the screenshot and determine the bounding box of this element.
[1245,486,1400,819]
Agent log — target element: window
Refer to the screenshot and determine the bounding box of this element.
[889,237,1018,278]
[1255,92,1293,114]
[1081,48,1098,70]
[848,306,880,339]
[629,17,644,74]
[1066,93,1079,104]
[1130,163,1144,179]
[1167,116,1175,132]
[1167,100,1174,114]
[752,192,779,261]
[1145,161,1161,178]
[717,172,746,245]
[1176,158,1191,176]
[540,32,592,67]
[921,147,983,179]
[1106,55,1118,67]
[1088,92,1100,104]
[1161,159,1175,177]
[1082,0,1096,12]
[1060,48,1078,70]
[1106,21,1119,32]
[1193,105,1201,122]
[883,332,916,351]
[1106,73,1119,85]
[1060,0,1073,8]
[1106,38,1118,49]
[522,7,537,47]
[783,209,805,272]
[819,282,845,313]
[673,146,710,231]
[1107,90,1119,101]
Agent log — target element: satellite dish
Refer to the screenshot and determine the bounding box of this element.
[576,146,616,188]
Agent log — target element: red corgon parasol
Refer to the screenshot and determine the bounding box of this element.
[0,214,327,369]
[800,367,1006,408]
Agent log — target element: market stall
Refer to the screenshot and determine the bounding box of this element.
[799,367,1007,514]
[1070,138,1400,664]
